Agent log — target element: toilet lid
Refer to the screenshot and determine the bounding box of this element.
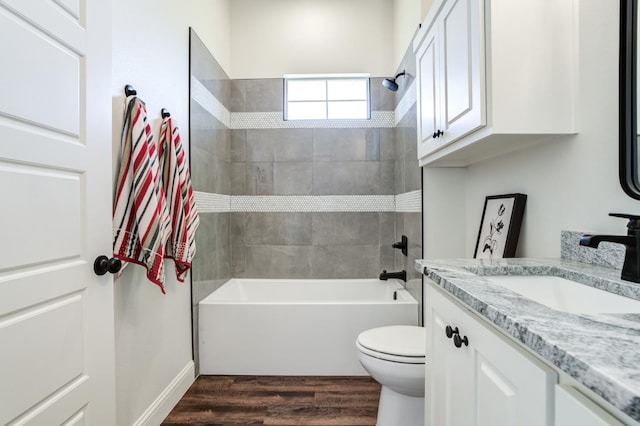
[357,325,425,361]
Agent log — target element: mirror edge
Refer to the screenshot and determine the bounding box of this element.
[620,0,640,199]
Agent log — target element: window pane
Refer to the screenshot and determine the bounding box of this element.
[287,80,326,101]
[287,101,327,120]
[327,79,368,100]
[327,101,368,119]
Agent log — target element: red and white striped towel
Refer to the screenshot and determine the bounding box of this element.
[159,116,199,281]
[113,95,172,293]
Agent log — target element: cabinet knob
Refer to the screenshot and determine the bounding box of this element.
[94,255,122,275]
[445,325,459,339]
[432,129,444,138]
[453,333,469,348]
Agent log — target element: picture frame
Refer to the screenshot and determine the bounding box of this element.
[474,193,527,259]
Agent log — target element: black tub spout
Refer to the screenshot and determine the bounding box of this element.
[379,269,407,282]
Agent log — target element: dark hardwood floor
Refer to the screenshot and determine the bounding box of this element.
[162,375,381,425]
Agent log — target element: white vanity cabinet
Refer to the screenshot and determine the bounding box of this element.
[425,282,557,426]
[414,0,576,166]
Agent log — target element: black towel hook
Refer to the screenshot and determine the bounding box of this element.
[124,84,137,96]
[161,108,171,118]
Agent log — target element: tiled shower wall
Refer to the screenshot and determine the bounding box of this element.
[228,79,398,278]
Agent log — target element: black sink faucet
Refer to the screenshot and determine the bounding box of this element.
[579,213,640,283]
[379,269,407,282]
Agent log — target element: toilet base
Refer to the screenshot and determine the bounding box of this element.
[376,386,424,426]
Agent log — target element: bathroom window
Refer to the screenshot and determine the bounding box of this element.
[284,74,370,120]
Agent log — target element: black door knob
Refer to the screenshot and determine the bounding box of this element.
[453,334,469,348]
[94,255,122,275]
[445,325,459,339]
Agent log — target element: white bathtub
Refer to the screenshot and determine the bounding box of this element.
[199,278,419,375]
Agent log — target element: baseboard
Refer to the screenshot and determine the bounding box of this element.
[133,361,195,426]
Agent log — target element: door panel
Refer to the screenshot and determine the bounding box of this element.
[0,294,84,425]
[0,9,80,135]
[0,0,114,424]
[0,162,82,270]
[440,0,485,142]
[443,0,472,123]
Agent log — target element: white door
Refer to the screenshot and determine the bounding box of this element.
[0,0,115,424]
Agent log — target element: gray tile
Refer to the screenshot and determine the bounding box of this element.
[371,77,397,111]
[312,213,380,246]
[190,29,230,102]
[230,162,247,195]
[380,244,396,273]
[394,157,405,195]
[244,245,313,278]
[380,128,395,161]
[310,245,380,278]
[313,162,390,195]
[230,212,246,246]
[246,212,312,245]
[380,212,396,247]
[230,130,246,162]
[404,152,421,193]
[230,79,246,112]
[312,128,379,161]
[245,79,284,112]
[274,162,313,195]
[246,129,313,162]
[231,244,246,275]
[380,161,395,194]
[246,162,274,195]
[404,212,423,259]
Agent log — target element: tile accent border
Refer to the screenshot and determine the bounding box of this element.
[191,76,231,128]
[231,195,395,212]
[395,190,421,213]
[395,80,416,126]
[191,75,417,131]
[194,191,231,213]
[195,191,421,213]
[230,111,394,129]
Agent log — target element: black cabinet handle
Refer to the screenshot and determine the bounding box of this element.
[94,255,122,275]
[453,334,469,348]
[445,325,459,339]
[432,129,444,138]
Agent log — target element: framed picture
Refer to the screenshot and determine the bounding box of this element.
[474,193,527,259]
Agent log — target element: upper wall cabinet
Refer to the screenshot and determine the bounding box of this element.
[414,0,576,166]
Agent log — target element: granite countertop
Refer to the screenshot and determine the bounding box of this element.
[416,257,640,423]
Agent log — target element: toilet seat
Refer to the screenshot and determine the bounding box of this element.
[356,325,425,364]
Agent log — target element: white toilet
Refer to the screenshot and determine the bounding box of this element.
[356,325,425,426]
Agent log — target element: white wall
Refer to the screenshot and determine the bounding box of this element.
[111,1,230,424]
[424,1,639,260]
[230,0,394,78]
[393,0,421,70]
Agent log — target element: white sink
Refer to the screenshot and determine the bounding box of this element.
[485,275,640,314]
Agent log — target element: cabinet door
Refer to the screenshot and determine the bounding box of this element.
[467,311,556,426]
[416,22,441,159]
[426,293,474,426]
[439,0,486,143]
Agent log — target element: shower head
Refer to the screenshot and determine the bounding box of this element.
[382,70,406,92]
